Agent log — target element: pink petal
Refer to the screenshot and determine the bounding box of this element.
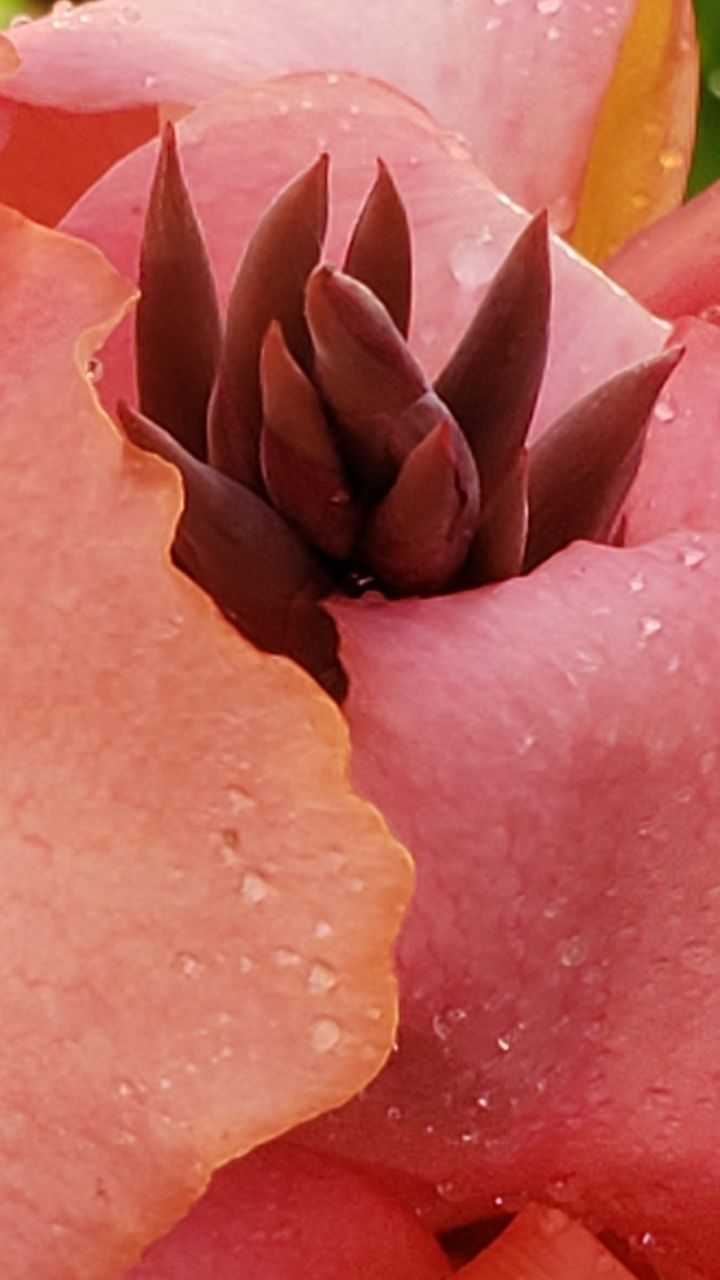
[624,318,720,544]
[60,74,666,440]
[124,1143,451,1279]
[607,179,720,320]
[6,0,643,222]
[297,532,720,1280]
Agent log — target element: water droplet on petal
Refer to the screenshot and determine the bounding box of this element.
[640,616,662,640]
[653,396,675,423]
[311,1017,341,1052]
[658,147,685,172]
[536,0,562,12]
[86,356,103,383]
[273,947,301,967]
[679,544,707,569]
[386,1104,402,1120]
[308,961,338,994]
[241,869,269,904]
[449,229,495,290]
[557,934,589,967]
[173,950,203,979]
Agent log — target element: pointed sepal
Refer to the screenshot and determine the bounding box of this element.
[462,448,529,586]
[361,418,480,594]
[117,401,346,700]
[435,211,551,498]
[524,347,684,573]
[305,264,450,495]
[136,122,221,460]
[259,322,360,560]
[208,154,329,491]
[343,159,412,338]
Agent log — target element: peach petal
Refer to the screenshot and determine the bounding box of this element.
[123,1143,451,1279]
[298,532,720,1280]
[59,74,667,445]
[607,179,720,321]
[0,208,411,1276]
[5,0,646,222]
[624,318,720,543]
[571,0,697,263]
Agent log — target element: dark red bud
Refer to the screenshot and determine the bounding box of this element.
[305,264,450,494]
[207,154,329,491]
[136,121,221,460]
[435,211,550,498]
[259,322,360,559]
[461,448,529,586]
[117,400,346,700]
[361,418,480,594]
[344,159,412,337]
[524,346,684,573]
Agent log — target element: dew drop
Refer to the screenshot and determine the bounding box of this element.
[226,784,258,814]
[557,934,589,967]
[628,571,645,592]
[496,1034,511,1053]
[273,947,301,968]
[658,147,685,172]
[314,919,333,939]
[158,1076,173,1090]
[143,73,158,89]
[449,229,495,290]
[85,356,103,383]
[476,1092,491,1109]
[386,1105,402,1120]
[308,961,338,994]
[241,869,269,904]
[640,616,662,640]
[679,544,707,569]
[173,950,203,979]
[653,396,675,423]
[325,71,340,85]
[311,1017,341,1052]
[536,0,562,11]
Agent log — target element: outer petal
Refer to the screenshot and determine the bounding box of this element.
[0,208,411,1276]
[624,318,720,543]
[607,180,720,320]
[299,534,720,1280]
[59,74,667,439]
[124,1143,451,1279]
[571,0,697,263]
[3,0,653,224]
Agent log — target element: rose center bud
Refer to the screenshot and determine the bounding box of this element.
[121,124,682,700]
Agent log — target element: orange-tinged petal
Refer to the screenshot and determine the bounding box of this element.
[0,100,157,225]
[455,1204,634,1279]
[0,208,411,1277]
[571,0,698,263]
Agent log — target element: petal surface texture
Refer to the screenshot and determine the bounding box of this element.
[300,533,720,1280]
[0,207,411,1278]
[60,75,666,439]
[4,0,660,223]
[624,318,720,543]
[124,1143,451,1279]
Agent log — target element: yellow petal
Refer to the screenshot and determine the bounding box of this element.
[571,0,698,264]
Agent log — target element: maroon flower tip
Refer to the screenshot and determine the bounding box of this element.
[435,208,551,498]
[524,345,685,572]
[136,120,221,461]
[117,400,346,701]
[343,157,412,338]
[306,264,450,494]
[207,153,330,492]
[463,448,529,586]
[361,417,481,594]
[259,321,360,560]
